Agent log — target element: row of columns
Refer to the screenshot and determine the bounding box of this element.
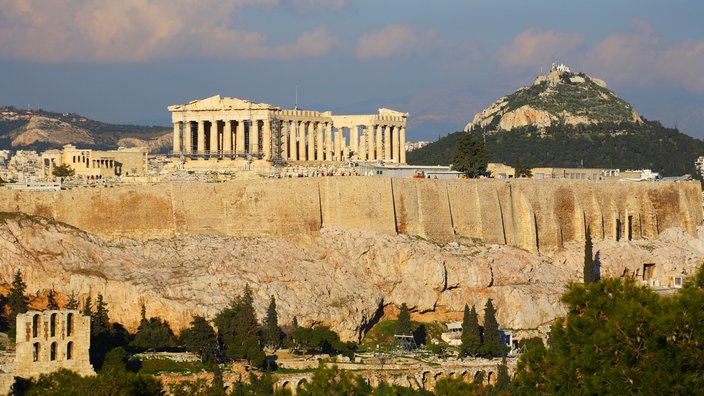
[173,119,272,160]
[173,119,406,163]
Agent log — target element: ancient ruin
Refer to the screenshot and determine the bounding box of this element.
[168,95,408,165]
[40,144,149,179]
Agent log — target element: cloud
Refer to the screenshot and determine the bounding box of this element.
[355,24,444,60]
[586,20,704,93]
[282,0,352,14]
[495,22,704,94]
[495,28,585,69]
[0,0,340,62]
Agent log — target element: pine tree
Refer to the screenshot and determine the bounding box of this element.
[46,289,60,310]
[263,296,281,349]
[66,292,79,310]
[480,298,501,358]
[8,270,29,319]
[82,296,92,316]
[460,304,481,357]
[180,315,219,362]
[451,133,487,178]
[395,303,412,336]
[584,226,595,283]
[92,294,111,336]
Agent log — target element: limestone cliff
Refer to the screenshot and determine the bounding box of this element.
[464,69,643,132]
[1,213,702,342]
[7,116,95,147]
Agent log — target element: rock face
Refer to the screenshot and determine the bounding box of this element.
[464,70,643,132]
[1,213,703,342]
[0,178,699,254]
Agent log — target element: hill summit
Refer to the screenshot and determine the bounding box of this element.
[465,63,643,133]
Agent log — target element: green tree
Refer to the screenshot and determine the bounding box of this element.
[214,285,264,366]
[460,304,481,358]
[263,295,281,350]
[7,270,29,336]
[297,363,371,396]
[180,315,220,363]
[514,155,532,178]
[583,226,595,284]
[395,303,412,336]
[131,309,177,351]
[451,133,487,178]
[82,296,92,316]
[52,163,75,178]
[480,298,503,358]
[66,292,79,310]
[46,289,60,310]
[292,326,354,357]
[435,375,486,396]
[494,356,511,393]
[511,270,704,394]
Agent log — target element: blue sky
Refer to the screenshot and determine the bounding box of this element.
[1,0,703,141]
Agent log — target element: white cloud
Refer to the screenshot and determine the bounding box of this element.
[0,0,340,62]
[495,28,585,69]
[355,24,444,60]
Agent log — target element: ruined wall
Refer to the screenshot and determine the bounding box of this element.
[0,178,700,251]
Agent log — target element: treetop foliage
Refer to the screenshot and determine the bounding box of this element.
[451,133,487,177]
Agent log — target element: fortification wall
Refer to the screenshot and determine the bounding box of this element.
[0,178,700,251]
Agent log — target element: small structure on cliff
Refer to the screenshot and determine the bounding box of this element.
[0,310,94,394]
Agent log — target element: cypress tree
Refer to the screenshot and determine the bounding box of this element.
[263,295,280,349]
[46,289,60,310]
[8,270,29,319]
[495,356,511,391]
[66,292,79,310]
[481,298,501,358]
[82,296,92,316]
[584,226,595,283]
[395,303,412,336]
[215,284,264,366]
[460,304,481,357]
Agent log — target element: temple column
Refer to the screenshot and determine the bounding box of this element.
[297,121,306,161]
[324,122,333,161]
[236,121,245,156]
[391,126,399,163]
[289,121,298,161]
[350,126,359,158]
[223,120,232,157]
[334,128,343,161]
[400,126,406,164]
[316,122,324,161]
[383,125,391,162]
[210,120,219,156]
[250,120,260,155]
[262,119,271,161]
[173,122,181,154]
[183,122,192,154]
[359,133,367,161]
[307,122,315,161]
[376,125,383,160]
[367,125,376,160]
[197,120,205,157]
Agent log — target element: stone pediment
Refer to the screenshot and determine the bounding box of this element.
[378,108,409,117]
[168,95,278,112]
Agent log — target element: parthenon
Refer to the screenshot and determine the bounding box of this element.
[168,95,408,165]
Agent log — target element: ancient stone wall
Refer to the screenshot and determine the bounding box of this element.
[15,310,94,378]
[0,178,700,251]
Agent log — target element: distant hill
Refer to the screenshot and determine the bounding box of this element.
[0,106,171,153]
[408,65,704,177]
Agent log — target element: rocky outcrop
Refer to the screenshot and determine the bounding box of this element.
[464,70,643,132]
[117,133,172,152]
[1,213,702,342]
[7,116,94,147]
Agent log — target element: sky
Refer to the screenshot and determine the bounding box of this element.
[1,0,703,141]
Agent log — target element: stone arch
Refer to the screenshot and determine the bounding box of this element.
[487,371,496,385]
[33,342,41,362]
[50,342,57,361]
[474,370,486,384]
[32,314,40,338]
[281,381,291,392]
[50,313,58,337]
[296,378,308,391]
[66,341,73,360]
[67,312,74,336]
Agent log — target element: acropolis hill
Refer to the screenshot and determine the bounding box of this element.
[1,177,702,341]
